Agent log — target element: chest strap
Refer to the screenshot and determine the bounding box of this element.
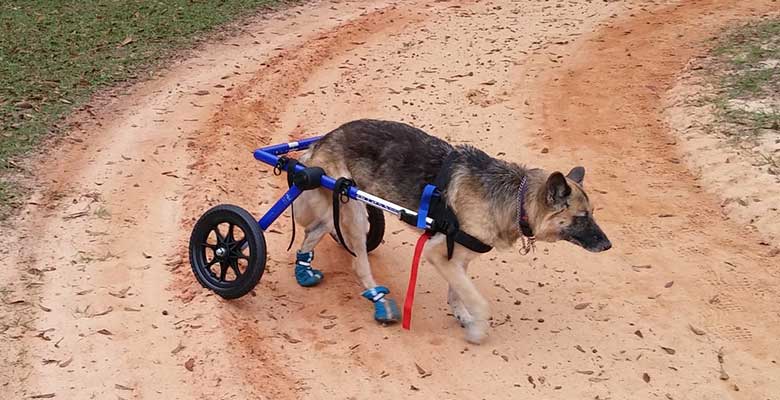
[417,151,492,260]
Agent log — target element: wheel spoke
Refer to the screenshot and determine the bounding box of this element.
[234,237,247,251]
[206,257,219,268]
[230,259,242,278]
[227,223,236,244]
[219,262,228,281]
[213,228,225,244]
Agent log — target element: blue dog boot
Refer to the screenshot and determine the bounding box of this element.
[294,251,323,287]
[361,286,400,324]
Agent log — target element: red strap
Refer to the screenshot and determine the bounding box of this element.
[403,232,432,330]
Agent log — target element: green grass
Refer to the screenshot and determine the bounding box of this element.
[0,0,288,217]
[710,19,779,133]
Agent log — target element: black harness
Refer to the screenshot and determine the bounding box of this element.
[280,152,497,260]
[400,152,493,260]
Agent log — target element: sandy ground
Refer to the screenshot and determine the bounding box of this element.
[665,56,780,246]
[2,0,780,399]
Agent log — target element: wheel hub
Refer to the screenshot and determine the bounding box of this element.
[215,247,227,258]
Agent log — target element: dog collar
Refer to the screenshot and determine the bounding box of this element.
[518,175,534,238]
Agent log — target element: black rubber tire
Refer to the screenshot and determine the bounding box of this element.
[365,205,386,253]
[189,204,266,299]
[330,204,386,253]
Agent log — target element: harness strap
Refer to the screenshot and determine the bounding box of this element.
[402,231,432,330]
[417,184,437,229]
[332,177,357,257]
[285,159,299,252]
[427,151,493,259]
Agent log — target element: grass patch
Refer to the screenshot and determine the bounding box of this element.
[709,18,780,135]
[0,0,289,218]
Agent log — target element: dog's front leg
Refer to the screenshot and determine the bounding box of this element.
[425,236,489,344]
[448,286,473,327]
[340,202,400,324]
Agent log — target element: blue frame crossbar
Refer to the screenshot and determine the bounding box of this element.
[252,137,434,231]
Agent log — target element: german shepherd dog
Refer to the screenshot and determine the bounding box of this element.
[292,119,611,343]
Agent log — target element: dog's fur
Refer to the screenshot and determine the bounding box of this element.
[294,119,611,343]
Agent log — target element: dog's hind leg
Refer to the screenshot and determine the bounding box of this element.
[292,188,333,287]
[339,201,400,324]
[424,235,488,344]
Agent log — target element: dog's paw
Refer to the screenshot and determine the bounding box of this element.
[295,251,323,287]
[464,320,489,344]
[361,286,400,324]
[374,297,400,324]
[450,302,474,327]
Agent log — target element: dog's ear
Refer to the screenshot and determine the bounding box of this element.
[546,172,571,207]
[566,166,585,185]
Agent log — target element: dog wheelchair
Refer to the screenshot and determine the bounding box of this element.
[188,136,491,328]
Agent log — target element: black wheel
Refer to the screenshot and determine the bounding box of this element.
[189,204,266,299]
[330,204,386,253]
[365,205,385,253]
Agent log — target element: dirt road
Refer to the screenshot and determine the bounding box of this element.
[3,0,779,399]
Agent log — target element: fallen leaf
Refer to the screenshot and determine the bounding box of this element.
[643,372,651,383]
[576,370,594,375]
[97,329,112,336]
[115,384,134,391]
[63,211,89,220]
[280,332,301,344]
[193,90,210,96]
[665,281,674,288]
[575,345,586,353]
[118,36,134,47]
[142,252,152,259]
[59,357,73,368]
[574,302,591,310]
[719,367,729,381]
[410,385,419,391]
[415,363,426,375]
[634,330,644,339]
[91,306,114,317]
[185,358,195,371]
[660,346,676,355]
[689,325,706,336]
[171,343,186,355]
[109,287,131,298]
[30,394,56,399]
[414,362,432,378]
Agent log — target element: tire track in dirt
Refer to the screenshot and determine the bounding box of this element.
[177,3,428,397]
[536,0,780,397]
[4,1,780,399]
[0,2,405,399]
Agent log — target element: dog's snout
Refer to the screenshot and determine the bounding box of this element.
[599,240,612,252]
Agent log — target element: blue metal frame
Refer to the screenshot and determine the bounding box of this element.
[252,136,434,232]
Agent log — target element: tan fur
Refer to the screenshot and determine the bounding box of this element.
[296,142,606,344]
